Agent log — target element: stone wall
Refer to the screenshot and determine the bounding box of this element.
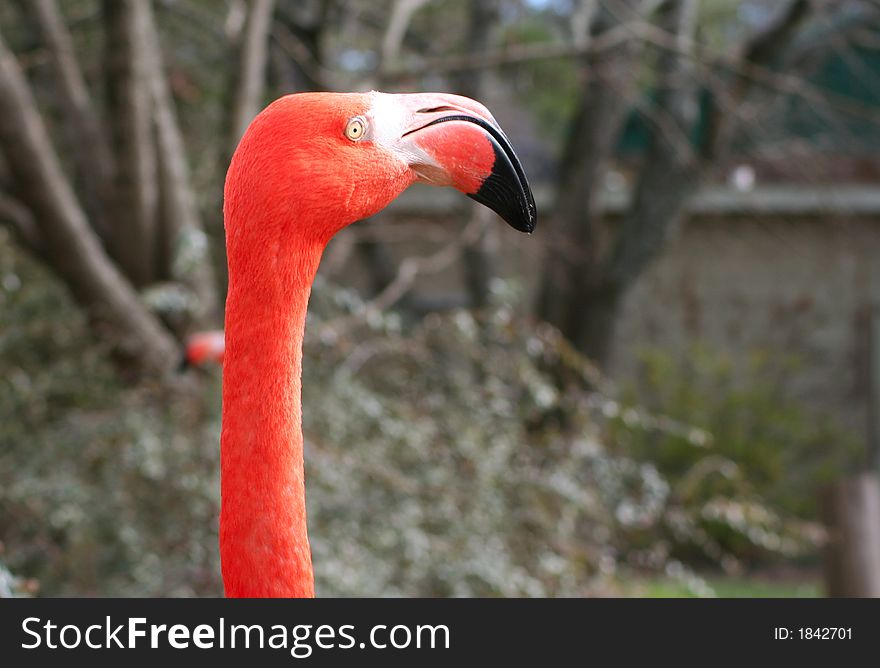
[613,213,880,436]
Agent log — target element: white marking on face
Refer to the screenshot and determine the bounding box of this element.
[366,91,409,147]
[366,91,441,178]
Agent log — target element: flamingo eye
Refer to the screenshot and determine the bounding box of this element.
[344,117,367,141]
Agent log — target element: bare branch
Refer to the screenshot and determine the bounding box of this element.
[572,0,599,48]
[271,0,336,92]
[140,0,218,321]
[380,22,634,82]
[27,0,114,235]
[369,216,482,313]
[379,0,428,71]
[322,217,484,334]
[228,0,276,156]
[270,19,335,90]
[739,0,812,73]
[695,0,812,158]
[621,5,880,133]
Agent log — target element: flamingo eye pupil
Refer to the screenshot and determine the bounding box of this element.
[345,117,366,141]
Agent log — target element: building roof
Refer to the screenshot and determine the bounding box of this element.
[388,183,880,218]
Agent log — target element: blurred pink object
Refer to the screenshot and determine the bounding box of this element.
[184,330,225,367]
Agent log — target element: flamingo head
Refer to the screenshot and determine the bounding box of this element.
[224,91,536,248]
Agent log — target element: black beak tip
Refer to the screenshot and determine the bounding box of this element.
[521,205,537,234]
[468,178,537,235]
[418,113,537,234]
[514,211,537,235]
[466,125,537,235]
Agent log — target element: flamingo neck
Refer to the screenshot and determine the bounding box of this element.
[220,235,325,598]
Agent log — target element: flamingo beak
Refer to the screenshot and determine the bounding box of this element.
[384,92,537,234]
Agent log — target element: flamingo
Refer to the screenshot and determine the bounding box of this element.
[219,91,535,597]
[183,330,225,367]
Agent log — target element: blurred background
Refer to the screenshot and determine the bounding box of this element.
[1,0,880,597]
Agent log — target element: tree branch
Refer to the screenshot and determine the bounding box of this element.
[701,0,813,159]
[0,191,44,256]
[740,0,812,72]
[321,217,485,335]
[270,0,335,92]
[379,21,634,82]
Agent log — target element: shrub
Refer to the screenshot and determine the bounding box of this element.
[607,344,856,568]
[0,236,833,596]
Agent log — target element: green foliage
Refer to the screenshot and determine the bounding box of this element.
[301,281,673,596]
[608,344,857,567]
[0,238,839,597]
[624,573,820,598]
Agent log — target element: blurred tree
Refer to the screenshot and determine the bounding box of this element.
[0,0,272,373]
[0,18,179,374]
[0,0,875,371]
[0,0,358,374]
[537,0,813,367]
[453,0,501,310]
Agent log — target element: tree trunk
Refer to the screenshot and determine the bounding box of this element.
[454,0,498,309]
[359,231,403,297]
[462,213,498,309]
[822,474,880,597]
[103,0,159,288]
[536,4,637,361]
[536,0,812,368]
[562,281,623,367]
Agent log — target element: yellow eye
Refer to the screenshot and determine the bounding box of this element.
[345,117,366,141]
